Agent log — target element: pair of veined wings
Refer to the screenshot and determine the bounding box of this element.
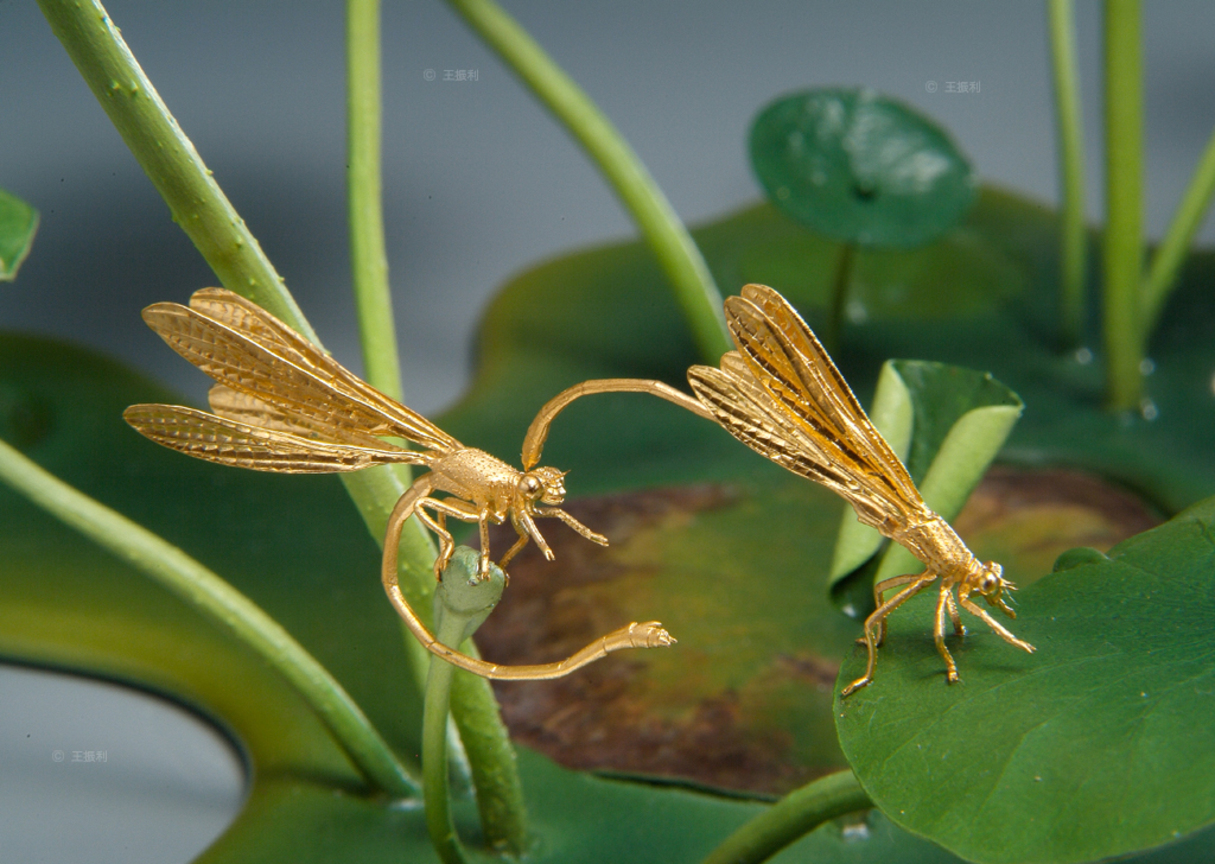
[123,288,457,474]
[687,284,926,533]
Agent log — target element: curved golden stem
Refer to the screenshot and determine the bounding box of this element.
[380,485,675,680]
[521,378,712,469]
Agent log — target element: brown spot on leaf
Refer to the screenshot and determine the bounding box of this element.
[476,484,834,795]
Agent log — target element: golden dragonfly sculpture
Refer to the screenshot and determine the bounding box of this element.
[685,284,1034,695]
[480,283,1034,694]
[123,287,674,681]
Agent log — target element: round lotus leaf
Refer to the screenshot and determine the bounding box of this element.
[749,88,976,247]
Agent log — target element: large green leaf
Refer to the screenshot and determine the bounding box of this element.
[835,496,1215,864]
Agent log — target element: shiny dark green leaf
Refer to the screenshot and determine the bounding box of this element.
[749,89,976,247]
[836,497,1215,864]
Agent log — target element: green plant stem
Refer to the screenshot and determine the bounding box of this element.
[449,670,528,857]
[1048,0,1088,348]
[422,550,520,863]
[345,2,526,849]
[1102,0,1145,411]
[347,0,404,403]
[444,0,730,363]
[701,770,872,864]
[825,241,855,354]
[423,641,470,864]
[1141,125,1215,333]
[0,437,420,801]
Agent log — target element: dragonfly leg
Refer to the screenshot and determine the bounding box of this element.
[415,496,483,578]
[866,572,926,648]
[945,588,963,636]
[958,596,1035,654]
[497,511,531,572]
[497,532,529,572]
[536,506,609,546]
[842,571,934,697]
[477,509,493,580]
[412,501,456,578]
[934,586,960,683]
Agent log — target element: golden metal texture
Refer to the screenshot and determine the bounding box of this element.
[124,288,674,680]
[685,284,1034,695]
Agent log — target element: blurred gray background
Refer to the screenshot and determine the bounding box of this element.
[3,2,1214,861]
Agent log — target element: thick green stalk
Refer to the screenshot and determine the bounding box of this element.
[422,550,526,861]
[345,1,526,847]
[444,0,730,362]
[1141,125,1215,333]
[0,437,420,800]
[347,0,404,403]
[701,770,872,864]
[1102,0,1145,410]
[423,642,471,864]
[1048,0,1088,347]
[449,669,528,856]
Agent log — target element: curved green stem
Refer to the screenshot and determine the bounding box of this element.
[345,1,526,848]
[444,0,730,363]
[423,549,523,862]
[701,770,871,864]
[449,671,528,856]
[423,645,470,864]
[1102,0,1145,411]
[1141,125,1215,334]
[347,0,405,404]
[1048,0,1088,348]
[0,437,420,801]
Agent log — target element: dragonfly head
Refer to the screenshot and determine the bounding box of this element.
[517,466,568,508]
[976,561,1017,618]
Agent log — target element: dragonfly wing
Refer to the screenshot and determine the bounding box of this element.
[124,403,431,474]
[728,284,922,508]
[141,289,459,453]
[207,384,390,449]
[688,363,904,531]
[189,288,438,439]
